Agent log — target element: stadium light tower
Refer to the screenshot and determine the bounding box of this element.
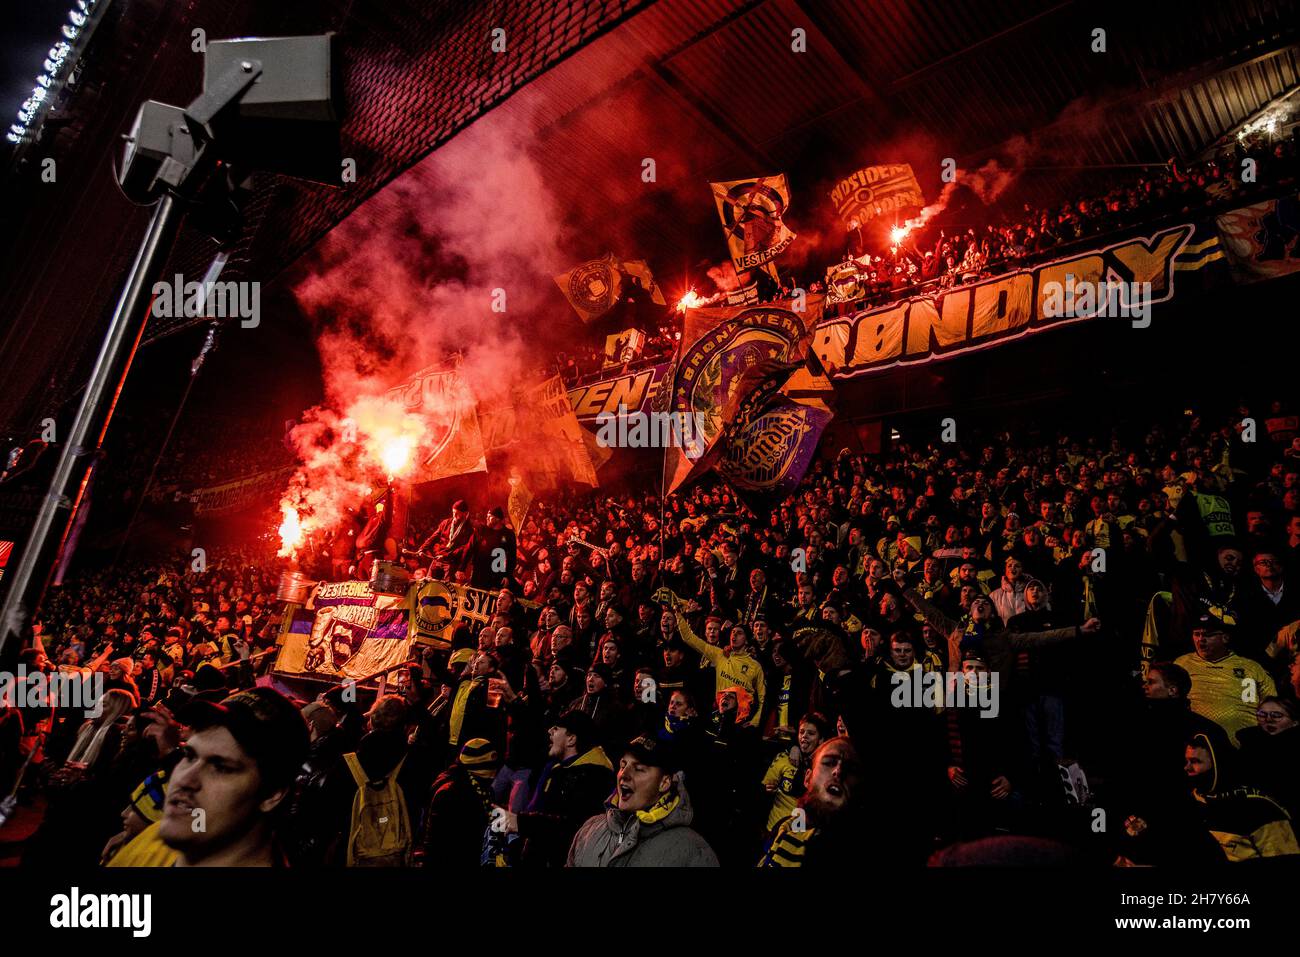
[0,34,343,659]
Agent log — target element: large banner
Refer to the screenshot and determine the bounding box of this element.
[812,222,1221,378]
[829,163,925,226]
[411,579,536,648]
[1215,195,1300,282]
[482,375,598,487]
[274,581,416,680]
[660,297,823,494]
[385,359,487,483]
[527,375,599,487]
[192,467,294,515]
[567,362,670,423]
[711,175,797,274]
[718,367,833,502]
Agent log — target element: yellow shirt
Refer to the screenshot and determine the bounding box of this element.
[763,751,800,831]
[679,620,766,726]
[106,822,179,868]
[1175,652,1276,745]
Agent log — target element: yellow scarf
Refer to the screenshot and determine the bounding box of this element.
[635,791,680,825]
[449,678,481,745]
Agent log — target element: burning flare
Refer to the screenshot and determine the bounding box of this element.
[889,224,911,246]
[277,504,304,557]
[375,434,416,478]
[676,289,707,313]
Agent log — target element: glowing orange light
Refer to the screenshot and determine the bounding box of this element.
[377,435,416,478]
[277,505,304,556]
[889,225,909,245]
[676,289,706,313]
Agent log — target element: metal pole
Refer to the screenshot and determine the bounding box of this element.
[0,192,185,657]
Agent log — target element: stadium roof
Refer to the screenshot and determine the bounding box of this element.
[1,0,1297,432]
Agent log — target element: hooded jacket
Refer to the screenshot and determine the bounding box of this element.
[1188,731,1300,861]
[516,745,615,867]
[566,776,718,867]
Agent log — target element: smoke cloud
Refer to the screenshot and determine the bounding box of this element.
[277,114,573,552]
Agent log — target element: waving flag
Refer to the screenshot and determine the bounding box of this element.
[711,175,797,276]
[660,296,823,495]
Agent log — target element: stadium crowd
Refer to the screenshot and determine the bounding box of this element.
[551,132,1300,388]
[831,134,1300,307]
[5,390,1300,869]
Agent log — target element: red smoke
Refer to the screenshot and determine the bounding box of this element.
[277,115,572,555]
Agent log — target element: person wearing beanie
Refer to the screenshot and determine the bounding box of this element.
[105,657,140,701]
[1006,577,1075,789]
[287,700,349,866]
[190,662,229,704]
[418,737,502,867]
[102,770,174,866]
[567,735,717,867]
[543,653,583,724]
[574,661,630,755]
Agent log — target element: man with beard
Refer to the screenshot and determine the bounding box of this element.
[419,499,475,582]
[757,736,865,867]
[470,507,516,590]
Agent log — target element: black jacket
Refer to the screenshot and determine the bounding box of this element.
[515,746,615,867]
[419,764,495,867]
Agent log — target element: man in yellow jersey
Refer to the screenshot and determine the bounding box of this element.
[761,712,831,831]
[1175,608,1275,746]
[656,588,766,727]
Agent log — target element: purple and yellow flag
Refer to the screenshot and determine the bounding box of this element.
[660,296,823,496]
